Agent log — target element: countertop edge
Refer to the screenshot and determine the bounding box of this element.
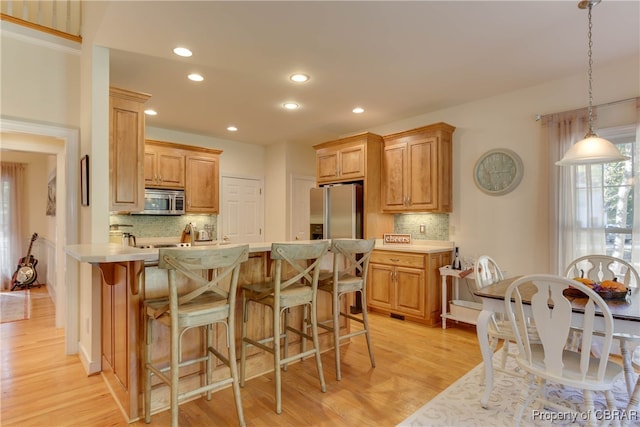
[65,239,453,263]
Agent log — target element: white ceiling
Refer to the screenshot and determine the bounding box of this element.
[88,1,639,147]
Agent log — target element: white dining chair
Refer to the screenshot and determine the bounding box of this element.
[504,274,624,427]
[623,347,639,427]
[565,254,640,398]
[474,255,521,374]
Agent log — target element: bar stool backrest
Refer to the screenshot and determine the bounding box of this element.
[269,240,330,291]
[330,238,375,285]
[155,244,250,318]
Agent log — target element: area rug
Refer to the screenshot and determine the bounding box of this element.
[398,351,636,426]
[0,290,31,323]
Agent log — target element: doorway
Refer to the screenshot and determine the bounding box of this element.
[0,117,79,354]
[290,175,316,241]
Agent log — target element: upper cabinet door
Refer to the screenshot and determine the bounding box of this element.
[315,143,365,184]
[144,141,185,189]
[407,136,438,211]
[109,87,150,212]
[185,153,220,213]
[381,122,455,213]
[381,142,407,210]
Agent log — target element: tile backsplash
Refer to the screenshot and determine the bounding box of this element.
[394,213,449,241]
[109,213,447,242]
[109,214,217,239]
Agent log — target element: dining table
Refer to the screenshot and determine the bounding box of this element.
[473,276,640,409]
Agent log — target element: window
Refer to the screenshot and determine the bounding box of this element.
[574,125,635,263]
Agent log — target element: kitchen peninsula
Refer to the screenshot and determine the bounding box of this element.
[65,239,452,422]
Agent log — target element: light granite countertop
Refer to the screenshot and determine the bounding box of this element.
[373,239,454,254]
[65,239,453,264]
[64,241,272,264]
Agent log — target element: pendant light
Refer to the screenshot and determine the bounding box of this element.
[556,0,629,166]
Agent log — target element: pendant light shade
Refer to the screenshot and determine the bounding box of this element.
[556,134,629,165]
[556,0,629,166]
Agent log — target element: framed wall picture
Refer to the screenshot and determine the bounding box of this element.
[46,171,56,216]
[81,154,89,206]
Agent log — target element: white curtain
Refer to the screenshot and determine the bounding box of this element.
[545,99,640,276]
[543,107,599,274]
[0,162,25,290]
[633,99,640,271]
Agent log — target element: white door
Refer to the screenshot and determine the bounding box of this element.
[290,175,317,241]
[220,176,264,243]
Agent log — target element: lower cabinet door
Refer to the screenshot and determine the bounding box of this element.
[368,263,393,310]
[395,266,425,318]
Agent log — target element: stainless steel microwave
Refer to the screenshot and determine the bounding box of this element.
[133,189,185,215]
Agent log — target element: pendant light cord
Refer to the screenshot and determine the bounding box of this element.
[586,3,595,137]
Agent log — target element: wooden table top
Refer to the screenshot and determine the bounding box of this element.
[474,276,640,323]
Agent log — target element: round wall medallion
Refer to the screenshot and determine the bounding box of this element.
[474,149,523,196]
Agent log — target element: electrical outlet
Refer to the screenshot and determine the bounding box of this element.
[419,224,426,233]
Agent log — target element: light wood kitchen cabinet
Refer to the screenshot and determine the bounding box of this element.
[381,122,455,213]
[109,87,150,212]
[313,133,394,238]
[144,140,185,189]
[185,149,221,213]
[315,139,365,183]
[367,249,451,326]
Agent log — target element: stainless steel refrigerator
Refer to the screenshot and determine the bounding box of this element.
[309,183,363,240]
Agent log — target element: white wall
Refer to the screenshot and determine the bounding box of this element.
[0,22,81,127]
[367,56,640,277]
[146,127,266,177]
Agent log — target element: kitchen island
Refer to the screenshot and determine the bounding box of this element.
[65,239,452,422]
[65,241,338,422]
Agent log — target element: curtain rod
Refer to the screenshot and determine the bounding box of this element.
[535,96,638,121]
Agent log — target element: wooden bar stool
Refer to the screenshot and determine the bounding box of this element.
[143,245,249,427]
[317,238,376,380]
[239,240,330,414]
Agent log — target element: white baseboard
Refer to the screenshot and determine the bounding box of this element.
[78,341,101,375]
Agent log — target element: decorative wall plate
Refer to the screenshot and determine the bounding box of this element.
[474,149,523,196]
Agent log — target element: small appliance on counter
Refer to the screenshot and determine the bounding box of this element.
[109,223,133,243]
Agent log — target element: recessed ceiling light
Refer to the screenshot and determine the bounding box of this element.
[188,73,204,82]
[227,126,238,132]
[352,107,364,114]
[144,109,157,116]
[173,47,192,57]
[290,73,309,83]
[283,102,300,110]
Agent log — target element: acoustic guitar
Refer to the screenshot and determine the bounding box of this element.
[11,233,39,291]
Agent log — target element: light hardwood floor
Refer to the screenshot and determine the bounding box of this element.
[1,286,483,426]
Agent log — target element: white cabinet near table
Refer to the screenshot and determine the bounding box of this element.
[439,265,481,328]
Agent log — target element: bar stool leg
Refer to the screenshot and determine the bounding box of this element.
[240,295,248,387]
[311,294,327,393]
[144,317,153,423]
[226,315,246,427]
[274,304,283,414]
[360,289,376,368]
[333,290,342,380]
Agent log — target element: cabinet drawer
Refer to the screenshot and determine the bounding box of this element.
[371,250,425,268]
